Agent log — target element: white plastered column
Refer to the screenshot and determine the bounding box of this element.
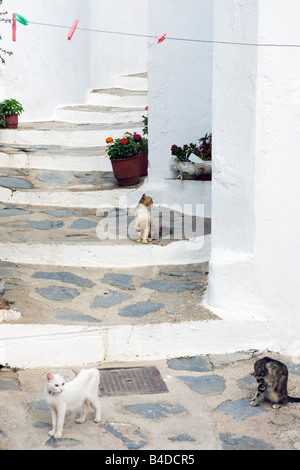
[206,0,300,354]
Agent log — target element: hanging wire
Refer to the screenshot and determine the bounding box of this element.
[10,19,300,48]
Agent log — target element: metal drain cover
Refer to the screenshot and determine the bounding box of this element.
[99,366,168,396]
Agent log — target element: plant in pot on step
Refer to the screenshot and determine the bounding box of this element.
[170,132,212,180]
[106,133,141,186]
[0,98,24,129]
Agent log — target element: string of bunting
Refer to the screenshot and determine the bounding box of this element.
[11,13,300,48]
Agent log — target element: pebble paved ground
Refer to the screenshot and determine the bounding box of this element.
[0,261,216,327]
[0,352,300,451]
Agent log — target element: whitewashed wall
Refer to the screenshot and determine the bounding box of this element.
[88,0,148,90]
[207,0,300,355]
[147,0,213,184]
[0,0,148,121]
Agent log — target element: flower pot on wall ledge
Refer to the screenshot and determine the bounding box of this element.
[110,154,141,186]
[5,113,19,129]
[170,159,212,181]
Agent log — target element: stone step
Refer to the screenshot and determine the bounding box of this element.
[0,121,144,147]
[112,72,148,91]
[0,200,211,267]
[87,88,148,108]
[0,144,110,172]
[0,261,214,327]
[55,104,146,124]
[4,261,265,368]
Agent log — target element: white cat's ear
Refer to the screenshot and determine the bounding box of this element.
[57,369,65,378]
[46,372,54,382]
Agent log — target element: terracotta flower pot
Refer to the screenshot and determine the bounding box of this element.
[5,114,18,129]
[138,150,148,177]
[110,154,141,186]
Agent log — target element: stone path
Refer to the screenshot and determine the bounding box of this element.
[0,261,216,327]
[0,352,299,450]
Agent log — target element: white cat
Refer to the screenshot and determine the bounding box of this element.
[45,368,101,439]
[135,193,153,243]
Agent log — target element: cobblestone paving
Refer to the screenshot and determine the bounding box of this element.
[0,353,299,450]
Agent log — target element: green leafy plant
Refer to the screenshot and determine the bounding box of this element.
[0,99,24,116]
[142,106,148,135]
[142,115,148,135]
[171,133,212,162]
[106,132,148,159]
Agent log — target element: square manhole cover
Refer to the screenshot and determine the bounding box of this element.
[99,366,168,396]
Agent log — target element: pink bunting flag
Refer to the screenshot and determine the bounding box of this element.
[157,33,166,44]
[68,19,79,40]
[12,14,16,42]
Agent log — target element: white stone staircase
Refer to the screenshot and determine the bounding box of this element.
[0,72,216,368]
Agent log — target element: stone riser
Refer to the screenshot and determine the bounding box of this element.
[55,108,145,124]
[0,320,273,369]
[0,125,144,147]
[0,236,211,268]
[0,152,110,172]
[112,73,148,91]
[86,91,147,108]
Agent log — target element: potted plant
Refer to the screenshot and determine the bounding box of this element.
[0,98,24,129]
[170,133,212,180]
[106,133,141,186]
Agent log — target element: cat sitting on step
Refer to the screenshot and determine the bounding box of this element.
[135,193,154,244]
[250,356,300,409]
[45,368,101,439]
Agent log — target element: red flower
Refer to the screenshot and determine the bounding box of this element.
[119,138,128,145]
[133,133,142,141]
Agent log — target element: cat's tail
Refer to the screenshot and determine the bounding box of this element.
[288,395,300,403]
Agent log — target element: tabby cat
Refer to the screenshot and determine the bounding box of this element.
[250,356,300,409]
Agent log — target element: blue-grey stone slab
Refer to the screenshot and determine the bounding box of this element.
[27,220,64,230]
[0,262,19,268]
[216,399,268,422]
[101,273,135,290]
[102,172,114,179]
[55,310,100,323]
[0,208,32,217]
[119,301,164,318]
[163,271,198,277]
[219,433,274,450]
[73,173,96,184]
[32,271,95,287]
[168,434,196,443]
[37,172,68,183]
[44,209,88,218]
[237,374,257,390]
[91,290,132,308]
[0,177,33,189]
[69,218,98,229]
[142,279,198,292]
[36,286,80,301]
[45,437,82,448]
[168,356,212,372]
[124,402,186,419]
[33,422,52,429]
[285,362,300,375]
[178,375,226,395]
[27,399,49,411]
[0,378,20,391]
[100,421,148,450]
